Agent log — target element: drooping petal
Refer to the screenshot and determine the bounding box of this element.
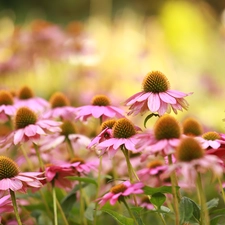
[159,92,177,104]
[147,93,160,112]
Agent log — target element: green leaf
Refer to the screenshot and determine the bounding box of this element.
[66,176,98,186]
[144,113,159,128]
[132,210,145,225]
[150,193,166,208]
[143,185,177,195]
[207,198,219,210]
[84,203,96,221]
[101,208,134,225]
[179,197,194,224]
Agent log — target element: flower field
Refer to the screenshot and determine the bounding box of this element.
[0,1,225,225]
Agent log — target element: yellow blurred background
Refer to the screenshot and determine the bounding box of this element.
[0,0,225,130]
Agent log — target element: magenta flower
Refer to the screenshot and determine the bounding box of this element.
[1,107,62,147]
[45,164,75,189]
[0,156,44,194]
[75,94,124,122]
[137,159,168,183]
[96,118,142,158]
[0,194,13,214]
[124,71,192,116]
[96,181,144,206]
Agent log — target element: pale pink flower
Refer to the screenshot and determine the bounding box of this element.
[124,71,192,116]
[96,181,144,206]
[195,132,225,150]
[75,94,124,122]
[0,107,62,148]
[0,156,44,194]
[42,106,77,120]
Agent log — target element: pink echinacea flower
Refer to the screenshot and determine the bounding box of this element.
[124,71,192,116]
[75,94,124,122]
[96,180,144,206]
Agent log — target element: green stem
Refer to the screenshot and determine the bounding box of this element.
[66,138,75,159]
[52,183,58,225]
[10,190,22,225]
[93,156,102,225]
[20,144,34,170]
[122,198,139,225]
[79,181,88,225]
[218,177,225,203]
[168,154,180,225]
[196,172,210,225]
[56,199,69,225]
[33,143,44,171]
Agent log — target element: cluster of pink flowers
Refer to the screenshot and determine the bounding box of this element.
[0,69,225,225]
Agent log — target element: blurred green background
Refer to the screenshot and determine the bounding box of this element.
[0,0,225,130]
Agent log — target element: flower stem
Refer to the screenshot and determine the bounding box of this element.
[10,189,22,225]
[93,156,102,225]
[168,154,180,225]
[218,177,225,203]
[122,198,139,225]
[79,181,88,225]
[33,143,44,171]
[196,172,210,225]
[56,198,69,225]
[20,144,34,170]
[52,182,58,225]
[66,138,75,159]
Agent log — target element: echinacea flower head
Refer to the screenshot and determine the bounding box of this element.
[170,137,223,184]
[124,71,192,116]
[45,163,76,189]
[1,107,62,147]
[0,90,16,122]
[96,181,144,206]
[87,119,116,152]
[0,156,43,193]
[43,92,77,120]
[0,195,13,215]
[70,157,97,175]
[196,131,225,150]
[182,117,203,137]
[75,94,124,122]
[146,115,182,156]
[14,86,50,113]
[97,118,141,158]
[137,159,168,184]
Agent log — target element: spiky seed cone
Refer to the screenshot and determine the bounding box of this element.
[112,118,136,138]
[110,183,127,194]
[101,119,117,131]
[0,156,19,180]
[0,90,14,105]
[182,117,203,136]
[91,95,111,106]
[70,157,85,164]
[175,137,204,162]
[60,120,76,137]
[202,131,220,140]
[18,86,34,99]
[50,92,70,108]
[15,107,37,129]
[142,71,170,93]
[154,115,181,140]
[147,160,164,168]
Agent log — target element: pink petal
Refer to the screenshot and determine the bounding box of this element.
[166,90,190,98]
[147,93,160,112]
[159,92,176,104]
[14,129,25,145]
